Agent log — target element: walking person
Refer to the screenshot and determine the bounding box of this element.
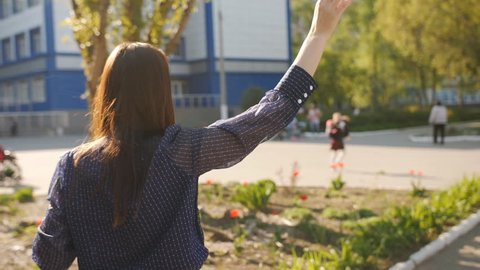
[326,112,350,171]
[307,104,322,132]
[32,1,352,269]
[429,101,448,144]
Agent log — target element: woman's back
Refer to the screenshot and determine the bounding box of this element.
[35,127,208,269]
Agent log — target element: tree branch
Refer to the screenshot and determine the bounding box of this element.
[164,0,197,55]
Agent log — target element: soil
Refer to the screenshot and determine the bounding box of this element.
[0,186,416,270]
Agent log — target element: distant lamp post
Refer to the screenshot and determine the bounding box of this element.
[218,1,228,119]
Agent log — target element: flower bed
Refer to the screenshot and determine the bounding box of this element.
[2,176,479,269]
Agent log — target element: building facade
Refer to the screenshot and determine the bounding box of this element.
[0,0,292,134]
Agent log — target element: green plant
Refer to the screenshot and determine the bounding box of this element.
[240,87,266,110]
[410,179,427,198]
[13,223,38,238]
[4,166,15,177]
[200,182,225,202]
[283,207,314,222]
[346,107,480,132]
[348,176,480,264]
[14,188,34,203]
[323,207,376,221]
[231,179,277,212]
[0,194,13,206]
[233,230,249,255]
[280,241,366,270]
[329,174,346,191]
[297,220,329,244]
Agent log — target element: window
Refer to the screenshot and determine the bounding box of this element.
[31,76,45,103]
[2,82,14,106]
[0,83,5,108]
[30,27,41,55]
[171,38,186,59]
[0,0,11,19]
[16,80,29,104]
[15,33,27,59]
[171,80,188,97]
[2,38,12,62]
[13,0,27,13]
[28,0,39,7]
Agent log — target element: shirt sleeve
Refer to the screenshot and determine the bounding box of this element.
[176,65,316,176]
[32,152,76,270]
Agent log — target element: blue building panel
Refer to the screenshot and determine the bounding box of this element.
[187,73,216,95]
[1,0,292,114]
[46,70,86,110]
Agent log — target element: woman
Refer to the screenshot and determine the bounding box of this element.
[32,0,351,269]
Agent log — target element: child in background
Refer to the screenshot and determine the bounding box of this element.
[326,112,350,171]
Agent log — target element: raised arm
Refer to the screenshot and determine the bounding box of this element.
[170,0,351,176]
[294,0,352,76]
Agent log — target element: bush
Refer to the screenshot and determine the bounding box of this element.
[14,188,34,203]
[337,106,480,132]
[329,174,346,191]
[231,179,277,212]
[410,179,427,198]
[297,220,329,244]
[0,194,13,206]
[279,240,367,270]
[322,207,376,221]
[282,176,480,269]
[349,176,480,264]
[283,207,314,222]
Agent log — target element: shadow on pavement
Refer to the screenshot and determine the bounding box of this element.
[0,134,88,152]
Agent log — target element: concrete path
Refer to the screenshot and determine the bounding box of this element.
[0,123,479,195]
[416,224,480,270]
[201,124,479,190]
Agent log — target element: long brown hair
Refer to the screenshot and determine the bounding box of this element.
[75,42,175,227]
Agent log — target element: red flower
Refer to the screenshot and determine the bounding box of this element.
[299,194,308,201]
[271,209,280,215]
[36,218,43,227]
[206,179,214,185]
[229,209,240,219]
[417,171,424,177]
[243,181,249,187]
[293,170,300,177]
[409,169,416,175]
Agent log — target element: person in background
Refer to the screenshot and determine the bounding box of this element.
[307,104,322,132]
[428,101,448,144]
[326,112,350,171]
[10,118,18,137]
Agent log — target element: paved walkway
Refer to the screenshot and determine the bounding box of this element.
[416,224,480,270]
[0,123,479,195]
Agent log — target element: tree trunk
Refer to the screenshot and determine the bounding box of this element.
[122,0,145,41]
[85,0,110,105]
[418,67,428,107]
[431,69,437,105]
[369,32,381,111]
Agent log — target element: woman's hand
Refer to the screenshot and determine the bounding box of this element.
[310,0,352,38]
[293,0,352,76]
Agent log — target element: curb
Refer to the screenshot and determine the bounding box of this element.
[409,135,480,143]
[389,209,480,270]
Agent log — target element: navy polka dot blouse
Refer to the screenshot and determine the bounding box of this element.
[32,65,316,269]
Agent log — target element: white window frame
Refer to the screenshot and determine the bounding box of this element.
[31,76,46,103]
